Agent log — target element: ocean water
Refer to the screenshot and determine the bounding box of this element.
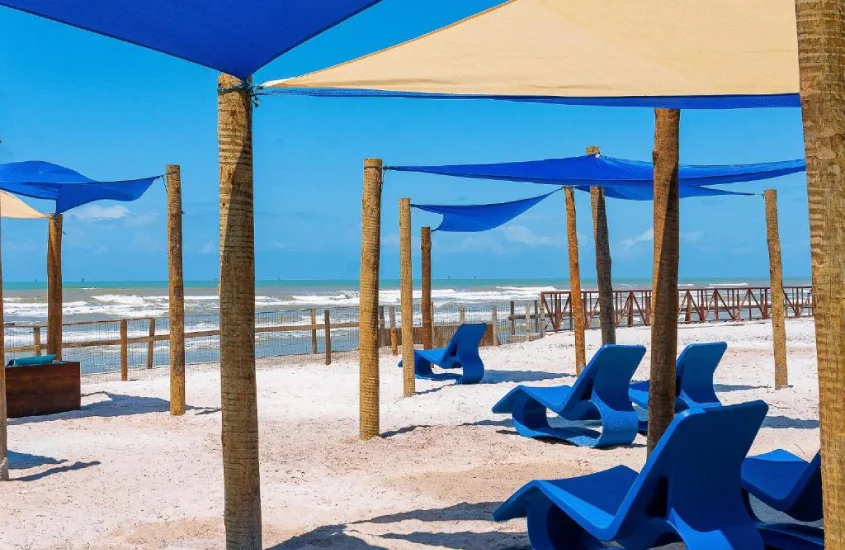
[1,277,810,323]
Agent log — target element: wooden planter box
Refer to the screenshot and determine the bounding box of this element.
[5,361,81,418]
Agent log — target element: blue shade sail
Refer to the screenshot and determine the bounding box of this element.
[0,0,383,78]
[411,190,558,233]
[0,161,160,213]
[388,155,805,201]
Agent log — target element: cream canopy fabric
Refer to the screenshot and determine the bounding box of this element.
[264,0,800,108]
[0,192,48,219]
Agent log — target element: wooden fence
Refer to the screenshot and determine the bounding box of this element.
[540,286,814,333]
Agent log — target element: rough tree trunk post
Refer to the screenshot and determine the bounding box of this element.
[399,198,415,396]
[564,187,586,375]
[421,226,433,350]
[764,189,788,390]
[166,165,186,415]
[794,2,845,546]
[359,158,383,440]
[588,146,616,345]
[0,203,7,481]
[218,73,261,550]
[647,108,681,455]
[47,213,63,360]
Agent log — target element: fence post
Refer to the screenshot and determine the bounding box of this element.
[533,300,539,332]
[378,306,386,348]
[120,319,128,382]
[459,305,466,324]
[684,293,692,323]
[509,301,515,335]
[310,308,318,354]
[389,305,398,356]
[491,305,499,346]
[524,304,531,342]
[33,326,41,356]
[324,309,332,366]
[147,318,155,369]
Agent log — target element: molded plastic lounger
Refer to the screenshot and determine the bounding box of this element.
[494,401,771,550]
[742,449,822,522]
[629,341,727,412]
[398,323,487,384]
[491,345,646,448]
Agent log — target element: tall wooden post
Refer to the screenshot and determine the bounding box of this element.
[166,165,186,416]
[399,198,415,396]
[47,213,63,360]
[421,226,433,350]
[0,203,7,481]
[564,188,586,375]
[218,73,261,550]
[647,108,681,455]
[389,305,398,355]
[588,146,616,345]
[764,189,788,389]
[359,158,382,440]
[794,3,845,545]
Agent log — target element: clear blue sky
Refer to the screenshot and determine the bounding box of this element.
[0,0,810,283]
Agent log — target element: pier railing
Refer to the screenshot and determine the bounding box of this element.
[540,285,814,333]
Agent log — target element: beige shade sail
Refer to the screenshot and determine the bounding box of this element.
[263,0,800,108]
[0,192,48,219]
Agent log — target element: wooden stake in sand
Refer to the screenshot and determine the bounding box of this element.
[588,146,616,345]
[646,108,681,455]
[47,213,63,359]
[218,73,261,550]
[166,165,186,415]
[421,226,433,350]
[564,187,586,375]
[764,189,788,390]
[0,199,7,481]
[359,158,383,440]
[794,3,845,546]
[399,198,415,396]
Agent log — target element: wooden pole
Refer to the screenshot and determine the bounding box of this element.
[646,108,681,455]
[491,305,499,346]
[524,304,531,342]
[310,308,318,354]
[564,187,587,375]
[359,158,382,440]
[509,301,515,335]
[166,165,186,415]
[421,226,433,349]
[147,318,156,369]
[0,204,8,481]
[399,198,415,396]
[389,305,398,356]
[588,150,616,346]
[459,305,466,324]
[324,310,332,366]
[120,319,128,382]
[794,3,845,544]
[764,189,788,390]
[218,73,261,549]
[47,213,63,360]
[33,326,41,356]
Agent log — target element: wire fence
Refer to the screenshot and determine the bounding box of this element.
[3,300,546,385]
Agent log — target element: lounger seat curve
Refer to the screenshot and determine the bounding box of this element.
[492,344,646,448]
[742,449,822,522]
[398,322,487,384]
[495,401,771,550]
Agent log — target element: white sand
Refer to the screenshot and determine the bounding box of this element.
[0,318,821,549]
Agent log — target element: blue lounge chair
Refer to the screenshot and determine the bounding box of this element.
[494,401,770,550]
[491,345,646,448]
[742,449,822,522]
[629,341,727,412]
[398,323,487,384]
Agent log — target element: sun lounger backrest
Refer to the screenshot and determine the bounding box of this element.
[675,342,726,407]
[564,344,646,416]
[616,400,768,534]
[445,323,487,358]
[789,452,822,511]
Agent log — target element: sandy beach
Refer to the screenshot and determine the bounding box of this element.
[1,318,820,549]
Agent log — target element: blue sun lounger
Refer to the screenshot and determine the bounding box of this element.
[398,322,487,384]
[742,449,822,522]
[491,344,646,448]
[494,401,771,550]
[629,341,727,412]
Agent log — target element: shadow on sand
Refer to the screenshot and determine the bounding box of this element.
[7,451,101,481]
[763,415,819,430]
[9,391,220,425]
